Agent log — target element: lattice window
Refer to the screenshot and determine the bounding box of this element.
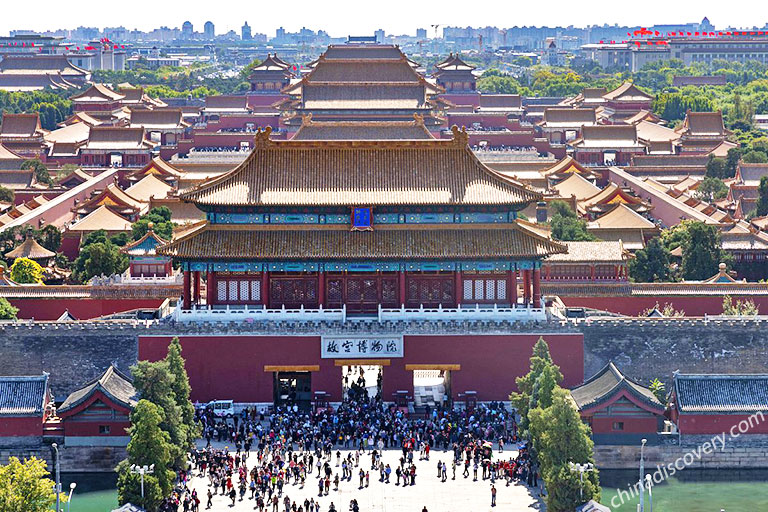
[251,280,260,301]
[474,280,484,300]
[228,281,238,301]
[486,280,495,299]
[217,280,227,302]
[497,279,506,300]
[240,280,249,301]
[463,280,473,301]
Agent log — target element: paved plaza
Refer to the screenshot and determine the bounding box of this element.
[191,444,544,512]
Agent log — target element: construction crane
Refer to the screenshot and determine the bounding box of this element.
[431,24,440,40]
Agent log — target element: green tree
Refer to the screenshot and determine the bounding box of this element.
[9,257,44,284]
[37,225,62,253]
[629,237,671,282]
[742,150,768,163]
[705,156,729,179]
[696,176,728,202]
[72,241,128,282]
[0,297,18,320]
[550,207,596,241]
[131,206,175,241]
[681,221,727,280]
[131,360,188,467]
[722,295,759,316]
[20,159,52,186]
[0,456,60,512]
[165,337,200,444]
[116,400,175,510]
[0,186,13,203]
[529,387,601,512]
[649,378,666,403]
[510,337,563,432]
[757,176,768,216]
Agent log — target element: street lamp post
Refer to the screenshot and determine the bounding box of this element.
[130,464,155,507]
[639,438,647,512]
[51,443,61,512]
[645,474,653,512]
[66,482,77,512]
[568,461,595,501]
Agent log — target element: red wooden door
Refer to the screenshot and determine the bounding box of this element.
[269,276,318,309]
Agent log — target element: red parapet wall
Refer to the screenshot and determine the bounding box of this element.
[559,296,768,317]
[138,333,584,404]
[8,298,166,321]
[0,416,44,436]
[679,414,768,435]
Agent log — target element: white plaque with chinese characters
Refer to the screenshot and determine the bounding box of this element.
[321,335,404,358]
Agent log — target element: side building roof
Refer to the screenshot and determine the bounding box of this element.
[58,365,138,414]
[673,373,768,414]
[0,374,49,417]
[570,361,664,413]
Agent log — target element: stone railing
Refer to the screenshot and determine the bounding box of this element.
[173,304,347,323]
[377,304,547,323]
[171,303,547,324]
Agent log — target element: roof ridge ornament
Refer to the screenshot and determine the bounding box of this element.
[254,126,273,149]
[450,125,469,147]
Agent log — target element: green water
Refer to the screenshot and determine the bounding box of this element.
[600,469,768,511]
[55,473,118,512]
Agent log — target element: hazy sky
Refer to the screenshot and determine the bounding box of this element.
[0,0,763,37]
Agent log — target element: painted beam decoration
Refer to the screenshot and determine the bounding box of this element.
[321,335,404,358]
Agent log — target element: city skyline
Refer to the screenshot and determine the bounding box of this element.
[1,0,764,39]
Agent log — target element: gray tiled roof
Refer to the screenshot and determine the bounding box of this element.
[570,362,663,412]
[58,366,138,413]
[674,374,768,413]
[0,374,48,416]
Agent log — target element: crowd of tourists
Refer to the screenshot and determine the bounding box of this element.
[157,393,541,511]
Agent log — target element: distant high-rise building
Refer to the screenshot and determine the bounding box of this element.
[374,29,385,43]
[276,27,286,41]
[242,22,252,41]
[181,21,193,40]
[204,21,215,40]
[416,28,427,39]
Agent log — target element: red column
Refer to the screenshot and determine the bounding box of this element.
[522,269,531,307]
[590,265,596,281]
[262,271,269,308]
[399,271,406,307]
[206,270,215,306]
[182,270,191,309]
[507,270,517,307]
[318,271,325,308]
[532,268,541,308]
[455,271,463,307]
[193,271,201,305]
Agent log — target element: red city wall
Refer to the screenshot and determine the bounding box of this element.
[138,333,584,404]
[678,414,768,435]
[8,298,165,320]
[558,296,768,316]
[0,416,43,436]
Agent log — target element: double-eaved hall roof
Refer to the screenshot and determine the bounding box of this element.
[180,126,542,208]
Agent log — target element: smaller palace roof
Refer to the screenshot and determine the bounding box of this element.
[570,361,663,413]
[676,111,728,138]
[435,53,476,71]
[673,373,768,413]
[0,374,49,417]
[552,173,601,201]
[71,83,125,103]
[69,205,133,233]
[129,108,188,130]
[572,124,643,149]
[5,233,56,260]
[58,365,138,414]
[124,174,173,202]
[541,155,595,178]
[1,113,45,139]
[588,203,656,230]
[539,108,596,128]
[84,127,154,151]
[602,82,653,102]
[121,228,169,257]
[546,240,628,264]
[128,156,183,183]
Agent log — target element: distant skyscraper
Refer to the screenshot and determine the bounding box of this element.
[242,22,252,41]
[374,29,385,43]
[416,28,427,39]
[204,21,215,40]
[181,21,193,40]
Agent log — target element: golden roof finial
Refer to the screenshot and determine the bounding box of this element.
[254,126,273,149]
[450,125,469,147]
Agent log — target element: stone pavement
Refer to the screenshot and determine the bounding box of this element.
[190,445,544,512]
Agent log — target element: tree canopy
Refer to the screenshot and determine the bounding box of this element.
[0,457,61,512]
[548,200,596,242]
[9,257,44,284]
[0,297,18,320]
[628,237,671,282]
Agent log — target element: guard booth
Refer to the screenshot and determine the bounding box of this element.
[313,391,331,412]
[460,390,478,411]
[393,390,411,412]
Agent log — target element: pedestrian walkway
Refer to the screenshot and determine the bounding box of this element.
[191,446,544,512]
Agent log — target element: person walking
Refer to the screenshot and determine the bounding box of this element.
[491,484,497,507]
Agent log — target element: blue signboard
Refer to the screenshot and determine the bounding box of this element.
[351,207,373,231]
